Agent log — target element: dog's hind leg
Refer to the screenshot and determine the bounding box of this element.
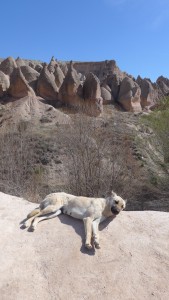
[83,217,93,250]
[27,208,40,219]
[30,209,62,231]
[23,205,60,229]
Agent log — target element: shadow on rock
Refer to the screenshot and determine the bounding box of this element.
[19,213,116,254]
[99,215,116,231]
[58,214,116,255]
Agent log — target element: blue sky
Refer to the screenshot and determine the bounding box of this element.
[1,0,169,82]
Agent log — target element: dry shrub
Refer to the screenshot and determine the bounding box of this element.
[59,114,143,200]
[0,122,45,201]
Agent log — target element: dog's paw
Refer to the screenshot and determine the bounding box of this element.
[20,224,27,230]
[94,242,101,249]
[28,226,35,232]
[85,243,93,250]
[21,223,28,229]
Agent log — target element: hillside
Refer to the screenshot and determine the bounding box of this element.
[0,56,169,211]
[0,192,169,300]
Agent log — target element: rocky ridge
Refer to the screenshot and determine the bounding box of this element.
[0,56,169,122]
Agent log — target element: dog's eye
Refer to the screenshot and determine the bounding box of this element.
[115,200,119,204]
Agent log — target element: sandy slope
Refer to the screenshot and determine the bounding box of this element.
[0,192,169,300]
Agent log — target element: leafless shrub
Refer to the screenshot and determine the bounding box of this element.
[0,122,45,201]
[58,113,143,200]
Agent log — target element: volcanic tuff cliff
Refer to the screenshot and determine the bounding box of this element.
[0,56,168,118]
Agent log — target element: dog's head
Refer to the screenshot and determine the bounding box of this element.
[108,191,126,215]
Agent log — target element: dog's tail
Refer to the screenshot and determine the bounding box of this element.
[27,208,40,219]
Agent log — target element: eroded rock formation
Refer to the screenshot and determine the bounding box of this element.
[0,55,168,116]
[20,66,39,90]
[101,86,112,104]
[0,71,10,97]
[16,57,26,67]
[137,76,155,109]
[37,64,58,101]
[118,77,142,112]
[0,56,17,76]
[156,76,169,96]
[59,61,82,106]
[54,63,65,89]
[9,67,35,98]
[83,72,103,116]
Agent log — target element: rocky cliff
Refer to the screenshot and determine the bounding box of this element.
[0,56,168,117]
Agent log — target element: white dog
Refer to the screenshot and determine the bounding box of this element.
[23,191,126,249]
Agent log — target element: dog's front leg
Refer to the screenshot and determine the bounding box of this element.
[83,217,93,249]
[92,216,106,249]
[92,219,100,249]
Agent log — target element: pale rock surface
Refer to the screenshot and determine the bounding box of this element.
[0,192,169,300]
[20,66,39,90]
[48,56,57,74]
[59,61,82,106]
[35,63,43,73]
[101,86,112,104]
[83,72,103,116]
[28,61,36,69]
[156,76,169,95]
[0,56,17,76]
[37,64,58,101]
[8,68,35,98]
[0,96,71,127]
[74,60,121,81]
[118,77,142,112]
[54,63,65,89]
[137,76,155,109]
[15,57,26,67]
[0,71,10,97]
[60,63,68,75]
[104,73,124,101]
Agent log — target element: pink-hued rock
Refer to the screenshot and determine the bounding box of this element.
[0,71,10,97]
[0,96,71,127]
[48,56,57,74]
[59,61,82,106]
[0,192,169,300]
[0,56,17,76]
[103,73,124,101]
[83,72,103,116]
[118,77,142,112]
[101,86,112,104]
[37,64,58,101]
[20,66,39,90]
[35,64,43,73]
[156,76,169,96]
[8,67,35,98]
[54,63,65,89]
[137,76,155,109]
[15,57,26,67]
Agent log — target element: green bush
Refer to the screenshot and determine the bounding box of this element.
[143,96,169,163]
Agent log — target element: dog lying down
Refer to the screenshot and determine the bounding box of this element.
[23,191,126,250]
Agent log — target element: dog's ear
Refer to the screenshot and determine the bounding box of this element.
[111,190,117,197]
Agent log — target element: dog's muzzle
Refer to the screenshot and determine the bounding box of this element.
[111,207,120,215]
